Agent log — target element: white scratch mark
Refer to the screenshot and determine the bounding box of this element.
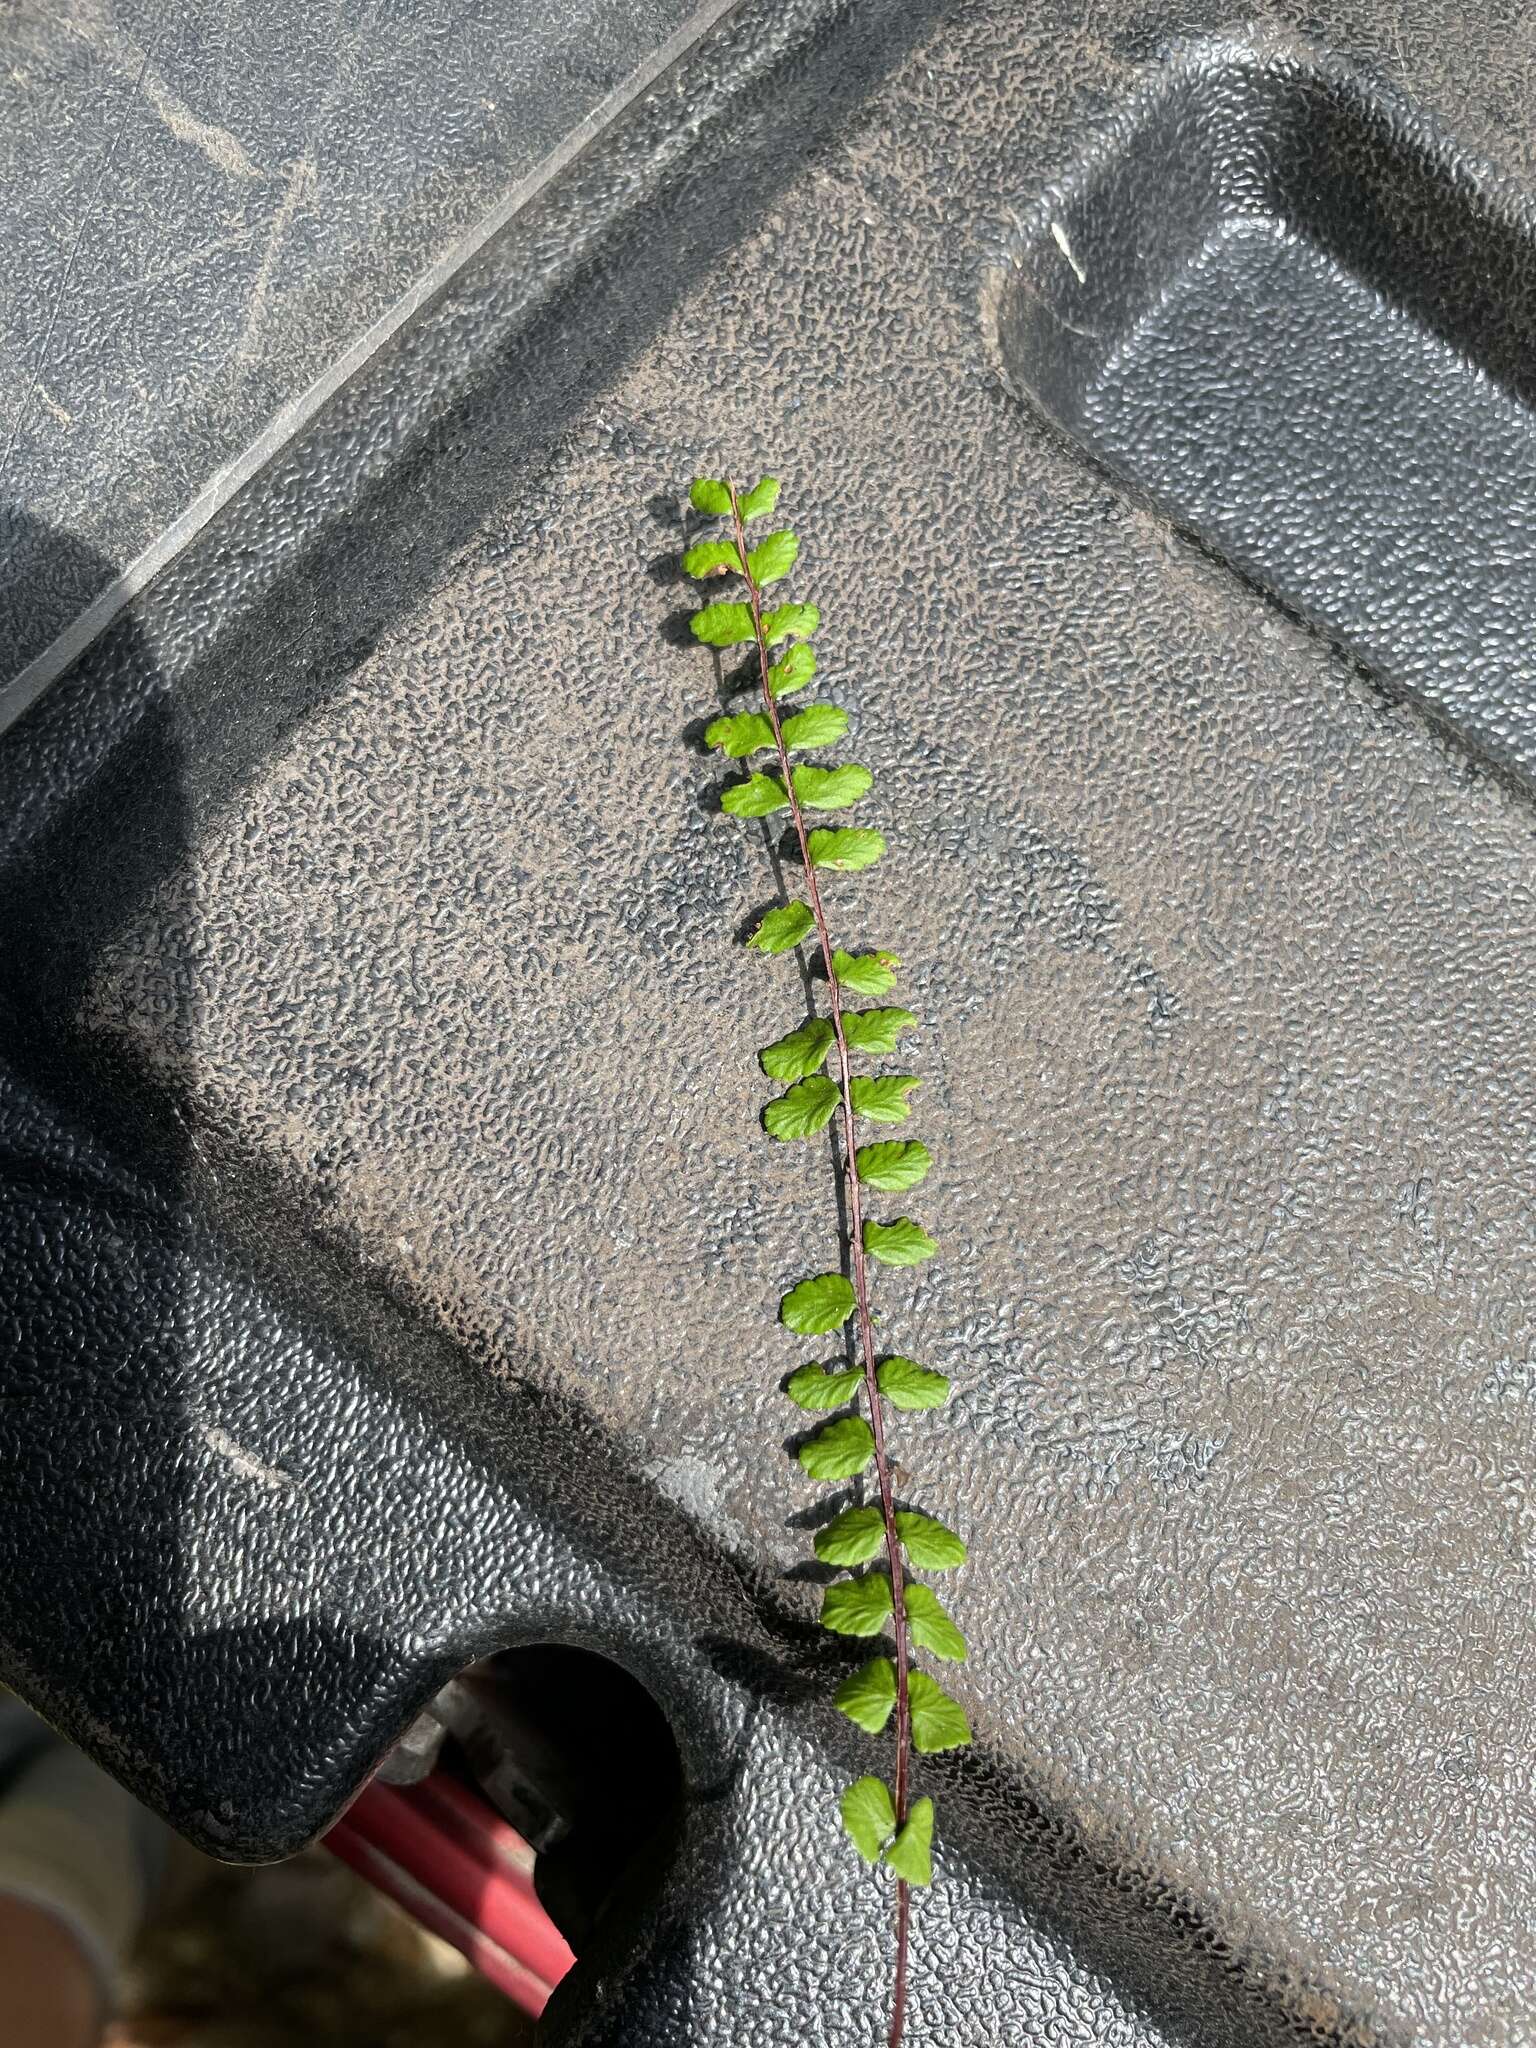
[1050,219,1088,285]
[138,62,261,180]
[199,1421,301,1495]
[35,383,73,428]
[234,152,315,366]
[64,6,260,179]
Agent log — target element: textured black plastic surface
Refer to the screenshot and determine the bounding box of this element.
[2,3,1535,2045]
[0,0,706,691]
[996,33,1536,786]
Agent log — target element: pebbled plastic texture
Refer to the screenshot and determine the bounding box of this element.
[0,0,703,685]
[995,31,1536,790]
[2,1,1535,2044]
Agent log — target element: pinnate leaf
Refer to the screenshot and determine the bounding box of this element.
[768,644,817,697]
[855,1140,931,1191]
[808,827,885,872]
[894,1510,967,1569]
[864,1217,938,1266]
[748,901,814,953]
[781,1272,855,1334]
[721,773,788,818]
[841,1777,895,1864]
[739,477,781,520]
[877,1358,951,1410]
[682,539,742,578]
[785,1363,862,1411]
[814,1504,885,1566]
[692,600,755,647]
[831,949,899,996]
[792,763,871,811]
[759,1017,834,1081]
[850,1074,922,1123]
[835,1656,897,1734]
[705,711,773,759]
[882,1797,934,1886]
[689,478,732,515]
[908,1672,972,1754]
[762,601,819,644]
[904,1584,967,1661]
[763,1076,839,1140]
[781,703,848,750]
[821,1572,893,1636]
[842,1007,918,1056]
[748,530,799,585]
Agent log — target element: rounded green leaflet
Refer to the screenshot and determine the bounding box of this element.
[842,1007,919,1056]
[781,1272,855,1334]
[907,1671,971,1754]
[691,599,755,646]
[721,773,789,818]
[761,600,819,644]
[768,644,817,696]
[863,1217,939,1266]
[683,538,742,577]
[831,948,899,995]
[738,476,781,520]
[814,1504,886,1566]
[849,1074,921,1123]
[893,1510,967,1569]
[841,1776,895,1865]
[780,703,849,749]
[689,477,732,514]
[883,1797,934,1887]
[792,764,872,811]
[748,529,800,585]
[759,1018,835,1082]
[855,1140,931,1191]
[748,901,814,953]
[764,1076,839,1140]
[834,1656,897,1734]
[903,1584,967,1662]
[821,1572,894,1636]
[785,1364,862,1411]
[876,1358,950,1410]
[808,826,886,872]
[797,1415,874,1481]
[705,711,773,758]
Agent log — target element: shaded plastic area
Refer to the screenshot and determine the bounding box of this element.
[327,1649,681,2016]
[996,34,1536,784]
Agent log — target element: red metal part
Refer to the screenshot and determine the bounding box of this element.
[325,1771,577,2017]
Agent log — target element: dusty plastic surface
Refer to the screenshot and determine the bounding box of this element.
[0,0,707,692]
[2,1,1535,2044]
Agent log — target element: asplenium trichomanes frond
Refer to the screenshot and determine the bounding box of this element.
[682,474,971,2048]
